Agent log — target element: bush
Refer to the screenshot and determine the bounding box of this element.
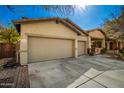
[101,48,107,54]
[119,49,124,56]
[0,65,3,71]
[116,52,123,59]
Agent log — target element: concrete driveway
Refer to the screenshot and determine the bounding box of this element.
[28,55,124,88]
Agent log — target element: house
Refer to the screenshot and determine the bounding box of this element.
[87,29,124,54]
[13,17,124,65]
[13,18,90,65]
[87,29,106,54]
[105,31,124,53]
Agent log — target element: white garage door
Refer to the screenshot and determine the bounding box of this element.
[28,37,74,63]
[78,41,86,56]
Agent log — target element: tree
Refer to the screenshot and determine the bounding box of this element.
[6,5,77,17]
[103,6,124,40]
[0,26,20,65]
[0,26,20,44]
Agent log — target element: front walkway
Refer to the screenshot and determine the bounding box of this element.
[28,55,124,88]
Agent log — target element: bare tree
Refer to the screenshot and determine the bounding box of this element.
[102,6,124,39]
[6,5,77,18]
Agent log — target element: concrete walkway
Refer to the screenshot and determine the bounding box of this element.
[28,55,124,88]
[67,68,124,88]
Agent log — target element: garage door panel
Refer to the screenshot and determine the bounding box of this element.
[28,37,73,63]
[78,41,85,56]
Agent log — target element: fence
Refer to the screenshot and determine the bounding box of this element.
[0,43,15,59]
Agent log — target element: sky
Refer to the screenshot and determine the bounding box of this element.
[0,5,122,30]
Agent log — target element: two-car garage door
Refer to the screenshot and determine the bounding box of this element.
[28,37,74,63]
[28,37,86,63]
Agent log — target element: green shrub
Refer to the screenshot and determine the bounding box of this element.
[101,48,107,54]
[119,49,124,56]
[116,52,123,59]
[0,65,3,71]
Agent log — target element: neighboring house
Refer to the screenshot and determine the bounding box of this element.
[87,29,106,54]
[105,31,124,53]
[13,18,90,65]
[87,29,124,54]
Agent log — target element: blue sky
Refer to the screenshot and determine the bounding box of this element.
[0,5,121,30]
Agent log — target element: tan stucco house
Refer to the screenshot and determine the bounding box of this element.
[87,28,124,54]
[13,18,90,65]
[13,17,124,65]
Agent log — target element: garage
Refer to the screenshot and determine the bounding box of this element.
[28,36,74,63]
[78,41,86,56]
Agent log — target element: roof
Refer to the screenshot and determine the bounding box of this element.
[13,17,88,36]
[63,19,88,36]
[87,28,106,38]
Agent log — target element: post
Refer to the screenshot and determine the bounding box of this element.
[107,41,110,50]
[120,42,123,49]
[116,41,118,49]
[102,39,105,48]
[20,38,28,65]
[88,36,91,49]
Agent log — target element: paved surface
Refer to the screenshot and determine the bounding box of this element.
[0,66,29,88]
[28,55,124,88]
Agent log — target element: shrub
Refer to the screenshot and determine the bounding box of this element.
[116,52,123,59]
[101,48,107,54]
[119,49,124,56]
[0,65,3,71]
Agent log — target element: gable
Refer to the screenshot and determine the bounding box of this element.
[88,30,105,39]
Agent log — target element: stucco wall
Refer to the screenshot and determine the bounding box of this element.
[21,21,84,39]
[78,35,87,41]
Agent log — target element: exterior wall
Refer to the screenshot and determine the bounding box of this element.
[21,21,78,39]
[78,41,86,55]
[20,21,88,65]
